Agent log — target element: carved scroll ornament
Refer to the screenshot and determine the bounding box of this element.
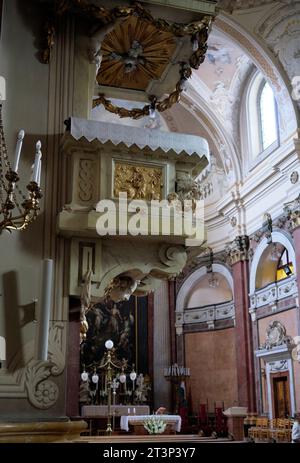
[0,322,66,410]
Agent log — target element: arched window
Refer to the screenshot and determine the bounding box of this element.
[259,81,278,152]
[243,71,280,169]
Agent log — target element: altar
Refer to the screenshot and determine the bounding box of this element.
[81,405,151,435]
[120,415,182,435]
[81,405,150,417]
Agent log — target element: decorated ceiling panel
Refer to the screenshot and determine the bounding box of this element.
[97,16,177,92]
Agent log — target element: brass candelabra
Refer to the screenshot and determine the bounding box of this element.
[99,340,121,435]
[0,104,42,234]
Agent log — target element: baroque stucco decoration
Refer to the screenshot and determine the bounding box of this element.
[215,15,298,139]
[260,321,294,350]
[255,3,300,111]
[0,323,66,409]
[219,0,292,13]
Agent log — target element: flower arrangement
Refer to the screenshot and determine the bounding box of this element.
[143,416,167,434]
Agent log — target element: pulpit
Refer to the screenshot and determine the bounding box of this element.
[58,117,209,303]
[223,407,247,441]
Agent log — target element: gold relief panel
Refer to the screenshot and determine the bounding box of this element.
[114,162,163,201]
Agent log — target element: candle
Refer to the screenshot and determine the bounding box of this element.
[32,141,42,183]
[35,259,54,361]
[128,407,130,415]
[13,130,25,172]
[0,336,6,361]
[133,407,136,415]
[37,158,42,186]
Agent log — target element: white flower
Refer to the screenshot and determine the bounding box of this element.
[143,416,167,434]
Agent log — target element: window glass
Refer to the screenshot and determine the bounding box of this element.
[259,81,278,151]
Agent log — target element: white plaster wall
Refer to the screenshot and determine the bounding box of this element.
[0,0,48,344]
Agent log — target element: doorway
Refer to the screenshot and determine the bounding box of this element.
[272,374,291,418]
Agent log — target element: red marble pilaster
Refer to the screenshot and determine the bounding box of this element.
[292,225,300,333]
[232,260,256,412]
[168,280,177,364]
[292,225,300,299]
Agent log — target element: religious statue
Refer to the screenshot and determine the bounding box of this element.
[80,268,93,343]
[167,173,202,213]
[88,22,118,75]
[105,275,139,303]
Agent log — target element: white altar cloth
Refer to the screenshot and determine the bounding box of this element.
[120,415,182,432]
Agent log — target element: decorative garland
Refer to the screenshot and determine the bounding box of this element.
[40,1,215,118]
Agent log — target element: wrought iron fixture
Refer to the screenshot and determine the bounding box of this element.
[0,104,42,234]
[206,247,219,288]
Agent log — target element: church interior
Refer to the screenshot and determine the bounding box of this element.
[0,0,300,444]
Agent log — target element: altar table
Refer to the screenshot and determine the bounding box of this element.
[120,415,182,434]
[81,405,150,417]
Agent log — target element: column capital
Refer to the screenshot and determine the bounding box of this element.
[284,194,300,230]
[225,235,250,265]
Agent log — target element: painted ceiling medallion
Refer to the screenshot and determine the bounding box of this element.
[98,16,176,92]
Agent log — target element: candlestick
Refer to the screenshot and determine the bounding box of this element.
[32,141,42,183]
[36,259,53,361]
[13,130,25,172]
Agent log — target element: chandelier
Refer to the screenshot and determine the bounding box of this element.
[270,242,282,262]
[0,104,42,234]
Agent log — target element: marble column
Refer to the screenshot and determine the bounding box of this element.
[153,281,172,411]
[227,236,256,412]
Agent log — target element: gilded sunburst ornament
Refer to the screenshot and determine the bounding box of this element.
[97,16,176,91]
